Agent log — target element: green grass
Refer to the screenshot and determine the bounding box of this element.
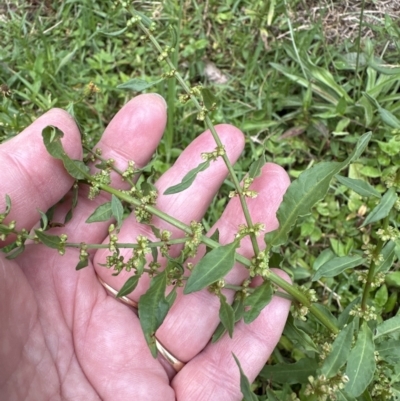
[2,0,400,399]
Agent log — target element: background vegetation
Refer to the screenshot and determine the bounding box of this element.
[1,0,400,399]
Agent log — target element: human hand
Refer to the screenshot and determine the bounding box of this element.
[0,94,291,401]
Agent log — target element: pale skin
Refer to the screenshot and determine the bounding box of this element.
[0,93,291,401]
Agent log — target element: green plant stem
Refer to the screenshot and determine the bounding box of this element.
[99,182,339,334]
[65,238,189,249]
[355,0,366,100]
[134,14,260,255]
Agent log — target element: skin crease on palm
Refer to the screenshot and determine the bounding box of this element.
[0,93,292,401]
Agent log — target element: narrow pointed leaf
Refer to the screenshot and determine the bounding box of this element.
[138,272,169,357]
[164,160,210,195]
[335,175,380,198]
[248,153,266,179]
[312,255,364,281]
[111,195,124,229]
[266,133,371,246]
[34,230,61,249]
[6,245,25,259]
[345,322,375,397]
[218,293,235,338]
[86,202,112,223]
[374,315,400,339]
[361,187,397,227]
[232,354,258,401]
[376,241,396,273]
[117,275,140,298]
[212,297,244,343]
[321,321,354,378]
[38,209,48,230]
[184,241,238,294]
[375,339,400,363]
[117,78,163,91]
[283,316,319,352]
[5,194,11,215]
[260,357,319,384]
[42,126,90,180]
[244,280,273,324]
[75,258,89,270]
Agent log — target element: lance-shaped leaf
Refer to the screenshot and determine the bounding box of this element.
[117,275,140,298]
[283,316,319,353]
[260,357,319,384]
[266,132,371,247]
[138,272,169,357]
[42,126,90,180]
[184,241,238,294]
[248,153,266,179]
[243,280,273,324]
[117,78,164,92]
[34,230,61,249]
[312,255,364,281]
[376,241,396,273]
[86,202,112,223]
[5,194,11,216]
[374,315,400,339]
[375,339,400,364]
[75,258,89,270]
[111,195,124,229]
[345,322,375,397]
[164,160,210,195]
[321,321,354,378]
[361,187,397,227]
[335,175,380,198]
[218,293,235,338]
[6,245,25,260]
[232,354,258,401]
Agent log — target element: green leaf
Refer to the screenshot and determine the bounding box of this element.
[206,228,220,254]
[75,258,88,270]
[375,339,400,363]
[335,175,380,198]
[338,297,360,329]
[248,153,266,179]
[361,187,397,227]
[6,245,25,259]
[42,126,90,180]
[201,87,217,110]
[266,132,371,246]
[163,160,210,195]
[345,322,375,397]
[386,271,400,287]
[184,241,238,294]
[117,275,140,298]
[34,230,61,249]
[374,315,400,339]
[5,194,11,215]
[243,280,273,324]
[283,316,319,353]
[363,92,400,129]
[65,184,79,224]
[321,321,354,378]
[111,195,124,229]
[117,78,163,92]
[260,357,319,384]
[212,296,244,343]
[138,272,169,357]
[376,241,396,273]
[312,255,364,281]
[232,354,258,401]
[86,202,112,223]
[218,294,235,338]
[38,209,48,230]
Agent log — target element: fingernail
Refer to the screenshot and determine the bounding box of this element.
[150,93,167,109]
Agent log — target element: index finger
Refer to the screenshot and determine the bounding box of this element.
[0,109,82,246]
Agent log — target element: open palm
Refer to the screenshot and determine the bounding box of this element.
[0,94,291,401]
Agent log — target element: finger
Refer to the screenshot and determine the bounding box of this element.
[47,93,167,245]
[156,163,291,362]
[0,109,81,246]
[172,270,291,401]
[93,124,245,297]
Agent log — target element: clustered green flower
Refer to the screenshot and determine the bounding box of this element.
[121,160,136,181]
[235,222,265,240]
[292,304,309,321]
[376,225,399,241]
[371,357,394,398]
[356,270,385,288]
[349,304,377,321]
[88,169,112,200]
[229,177,258,199]
[183,221,203,258]
[58,234,68,255]
[201,145,226,161]
[362,243,384,264]
[249,250,269,278]
[304,373,349,400]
